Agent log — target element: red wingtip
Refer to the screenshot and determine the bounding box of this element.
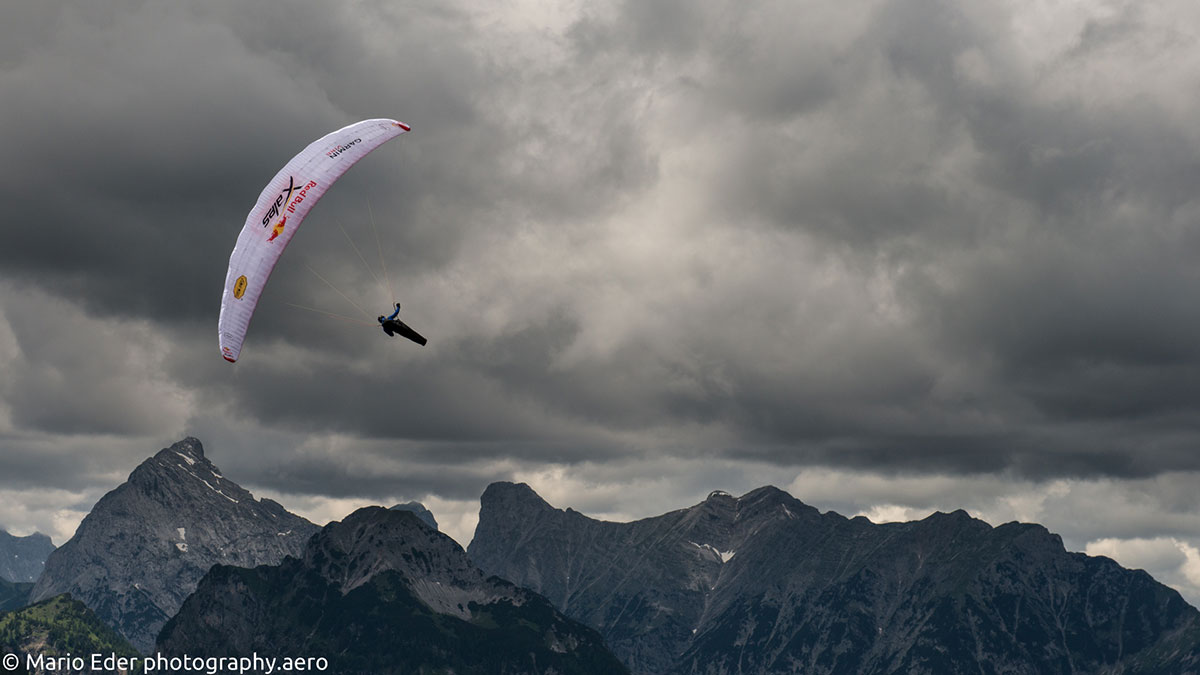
[223,355,237,363]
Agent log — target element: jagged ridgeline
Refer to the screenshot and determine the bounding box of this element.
[160,507,628,675]
[29,438,320,653]
[469,483,1200,675]
[0,594,142,674]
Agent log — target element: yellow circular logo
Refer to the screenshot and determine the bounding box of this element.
[233,275,248,299]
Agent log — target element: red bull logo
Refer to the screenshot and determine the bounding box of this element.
[267,216,287,242]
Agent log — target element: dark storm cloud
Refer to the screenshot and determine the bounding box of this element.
[0,3,344,319]
[178,424,505,502]
[0,431,159,493]
[4,0,1200,496]
[0,0,645,319]
[0,288,190,436]
[535,0,1200,478]
[233,447,508,502]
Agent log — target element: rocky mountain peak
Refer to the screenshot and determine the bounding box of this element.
[924,507,977,523]
[736,485,774,498]
[304,507,499,616]
[161,436,204,461]
[147,443,310,535]
[30,437,320,653]
[480,481,554,512]
[681,486,817,554]
[914,508,999,540]
[698,486,815,517]
[389,501,438,530]
[737,485,819,522]
[994,519,1068,555]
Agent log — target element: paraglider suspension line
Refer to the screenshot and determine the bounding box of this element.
[284,302,378,327]
[304,264,374,320]
[339,222,389,308]
[368,200,395,306]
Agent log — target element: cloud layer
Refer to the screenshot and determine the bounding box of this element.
[2,0,1200,604]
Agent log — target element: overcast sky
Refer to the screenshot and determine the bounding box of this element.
[4,0,1200,605]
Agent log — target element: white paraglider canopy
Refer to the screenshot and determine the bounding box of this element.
[218,118,410,363]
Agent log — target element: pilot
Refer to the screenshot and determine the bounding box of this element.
[377,303,428,346]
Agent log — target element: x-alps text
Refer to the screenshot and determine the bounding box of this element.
[286,180,318,214]
[261,176,305,227]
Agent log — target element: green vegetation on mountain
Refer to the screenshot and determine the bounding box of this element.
[0,594,142,674]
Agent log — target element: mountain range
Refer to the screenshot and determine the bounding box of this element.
[159,505,628,674]
[469,482,1200,675]
[15,436,1200,674]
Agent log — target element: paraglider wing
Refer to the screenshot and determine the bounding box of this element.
[218,119,410,363]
